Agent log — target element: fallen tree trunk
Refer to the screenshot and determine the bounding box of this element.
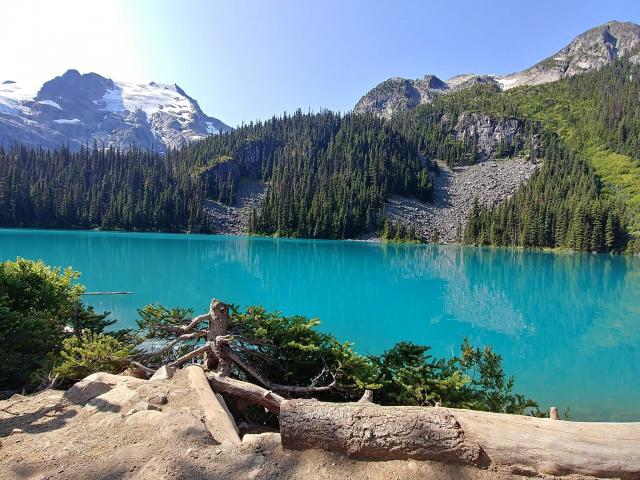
[451,407,640,479]
[279,399,485,465]
[279,399,640,479]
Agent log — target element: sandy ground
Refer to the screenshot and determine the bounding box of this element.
[0,370,590,480]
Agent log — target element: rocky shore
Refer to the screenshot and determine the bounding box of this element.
[203,179,267,235]
[385,158,540,243]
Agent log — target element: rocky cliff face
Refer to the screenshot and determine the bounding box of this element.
[450,113,530,160]
[0,69,232,152]
[355,21,640,118]
[499,21,640,88]
[354,75,449,119]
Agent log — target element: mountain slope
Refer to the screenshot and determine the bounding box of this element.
[0,70,231,152]
[428,60,640,239]
[355,21,640,118]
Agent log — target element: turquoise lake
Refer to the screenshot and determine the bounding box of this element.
[1,228,639,421]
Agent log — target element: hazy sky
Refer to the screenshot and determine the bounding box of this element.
[1,0,639,126]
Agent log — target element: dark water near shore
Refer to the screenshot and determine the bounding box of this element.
[2,228,639,421]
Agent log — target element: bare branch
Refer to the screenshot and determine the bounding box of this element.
[207,372,284,414]
[170,343,210,368]
[182,313,211,332]
[214,335,337,394]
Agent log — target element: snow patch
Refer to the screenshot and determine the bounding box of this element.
[53,118,82,124]
[205,122,219,134]
[38,100,62,110]
[0,81,35,115]
[101,81,195,117]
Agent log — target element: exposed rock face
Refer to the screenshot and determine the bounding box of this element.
[500,21,640,89]
[450,113,530,161]
[354,75,449,118]
[355,21,640,118]
[0,69,231,152]
[385,158,540,243]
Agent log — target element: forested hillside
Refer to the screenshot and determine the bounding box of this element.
[0,112,433,238]
[422,61,640,251]
[0,145,208,232]
[184,111,432,238]
[0,62,638,252]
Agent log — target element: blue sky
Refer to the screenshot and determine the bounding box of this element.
[2,0,639,126]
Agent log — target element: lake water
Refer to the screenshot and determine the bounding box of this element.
[1,228,639,421]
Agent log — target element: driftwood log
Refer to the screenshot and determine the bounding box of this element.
[279,399,485,465]
[278,398,640,479]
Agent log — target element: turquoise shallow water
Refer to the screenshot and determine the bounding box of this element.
[1,228,639,421]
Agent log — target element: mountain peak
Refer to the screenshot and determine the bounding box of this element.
[0,70,232,152]
[354,20,640,117]
[498,20,640,89]
[354,74,449,118]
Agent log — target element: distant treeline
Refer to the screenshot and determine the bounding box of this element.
[0,145,207,232]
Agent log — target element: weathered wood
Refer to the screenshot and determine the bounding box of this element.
[357,389,374,403]
[205,299,230,370]
[452,408,640,479]
[207,371,284,415]
[184,366,241,445]
[170,344,210,368]
[278,399,640,479]
[279,399,484,465]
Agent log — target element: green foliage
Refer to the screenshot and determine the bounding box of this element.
[380,218,421,243]
[371,342,465,406]
[137,304,195,339]
[230,306,380,393]
[53,333,132,382]
[0,258,111,390]
[191,154,233,176]
[236,111,433,238]
[0,145,210,233]
[371,340,536,414]
[137,302,533,413]
[462,143,628,252]
[136,304,202,363]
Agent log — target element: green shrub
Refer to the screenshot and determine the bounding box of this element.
[0,257,112,390]
[53,333,132,382]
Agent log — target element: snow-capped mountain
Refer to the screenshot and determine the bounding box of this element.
[355,21,640,118]
[0,69,231,152]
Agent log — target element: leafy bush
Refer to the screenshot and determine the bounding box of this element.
[371,340,536,414]
[230,306,380,394]
[53,333,133,382]
[0,257,112,390]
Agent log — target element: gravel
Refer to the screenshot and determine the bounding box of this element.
[204,179,267,235]
[385,158,540,243]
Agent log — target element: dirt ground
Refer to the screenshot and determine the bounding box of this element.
[0,370,593,480]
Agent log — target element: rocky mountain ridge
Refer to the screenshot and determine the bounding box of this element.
[355,21,640,118]
[0,69,232,152]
